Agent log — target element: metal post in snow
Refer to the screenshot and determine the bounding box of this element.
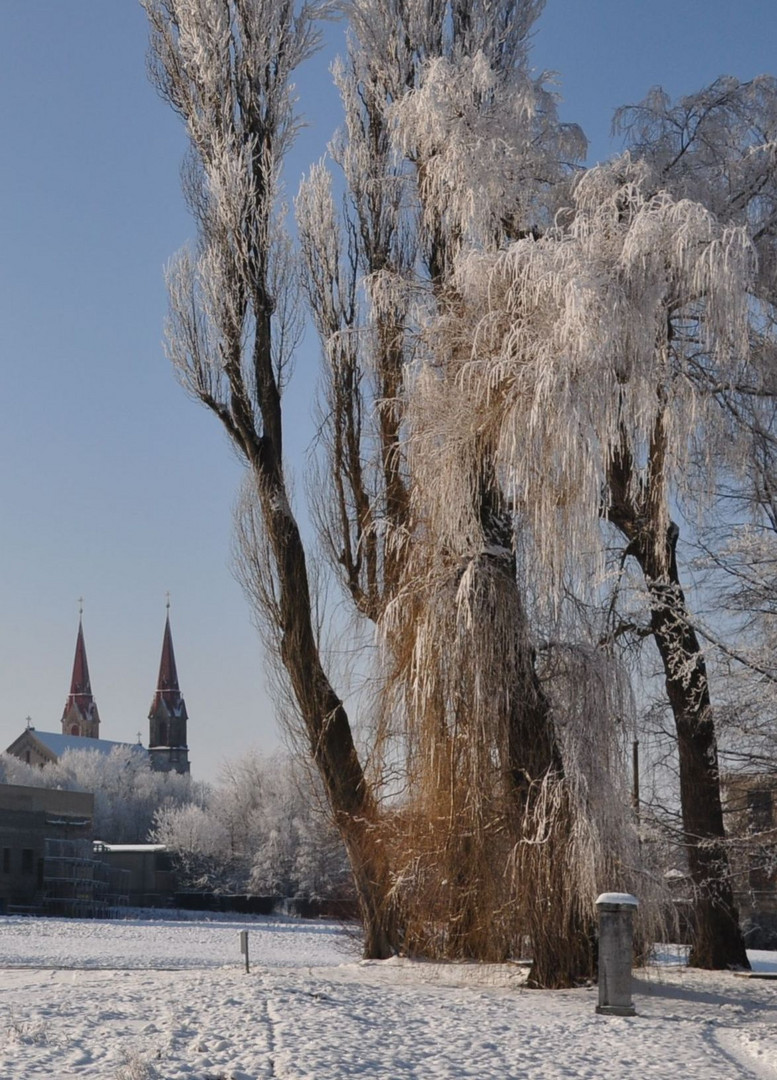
[238,924,250,976]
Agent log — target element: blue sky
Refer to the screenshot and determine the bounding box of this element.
[0,0,774,783]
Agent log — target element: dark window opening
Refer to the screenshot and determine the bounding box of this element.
[21,849,34,874]
[749,850,775,891]
[748,789,774,833]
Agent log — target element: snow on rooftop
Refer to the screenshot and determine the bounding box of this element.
[93,843,167,853]
[29,731,145,757]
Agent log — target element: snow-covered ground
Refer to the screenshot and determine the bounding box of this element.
[1,913,776,1079]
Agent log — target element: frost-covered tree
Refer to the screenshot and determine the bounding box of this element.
[296,0,644,986]
[152,751,351,897]
[142,0,395,957]
[152,801,234,890]
[241,753,351,898]
[436,75,777,968]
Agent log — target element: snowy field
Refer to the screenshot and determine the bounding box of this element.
[1,913,776,1079]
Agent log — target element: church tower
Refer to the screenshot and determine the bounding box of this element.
[148,606,190,774]
[61,615,100,738]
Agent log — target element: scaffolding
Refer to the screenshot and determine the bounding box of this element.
[42,838,128,918]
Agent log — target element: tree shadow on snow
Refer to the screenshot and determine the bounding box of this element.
[633,972,777,1014]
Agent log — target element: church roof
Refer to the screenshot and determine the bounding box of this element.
[62,617,100,729]
[6,729,144,761]
[149,612,188,721]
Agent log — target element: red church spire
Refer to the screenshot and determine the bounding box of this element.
[148,601,190,774]
[61,612,100,738]
[151,610,188,718]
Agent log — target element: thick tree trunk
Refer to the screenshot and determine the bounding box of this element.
[633,530,749,969]
[526,894,597,990]
[479,479,563,792]
[510,677,596,989]
[513,697,597,989]
[265,477,398,959]
[608,446,749,969]
[339,819,396,959]
[481,485,596,987]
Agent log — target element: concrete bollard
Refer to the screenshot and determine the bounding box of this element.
[595,892,638,1016]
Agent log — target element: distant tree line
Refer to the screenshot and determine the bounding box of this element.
[151,752,352,898]
[0,747,350,900]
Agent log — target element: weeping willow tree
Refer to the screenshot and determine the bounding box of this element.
[440,71,777,964]
[294,0,646,986]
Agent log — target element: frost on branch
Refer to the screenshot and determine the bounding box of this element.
[393,51,585,253]
[445,155,759,594]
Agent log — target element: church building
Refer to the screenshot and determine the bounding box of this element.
[6,609,191,775]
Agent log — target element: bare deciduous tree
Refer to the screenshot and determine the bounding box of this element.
[143,0,396,958]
